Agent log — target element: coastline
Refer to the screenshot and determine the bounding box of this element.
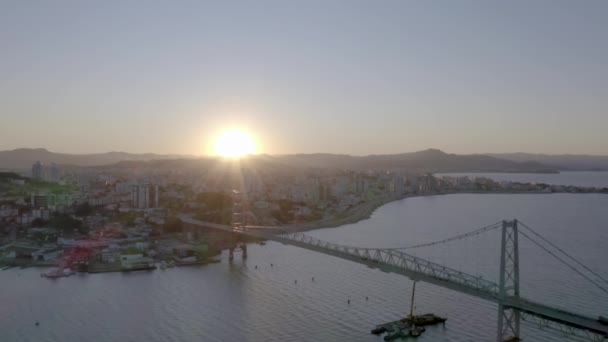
[281,190,606,234]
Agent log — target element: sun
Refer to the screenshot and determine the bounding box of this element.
[214,130,256,157]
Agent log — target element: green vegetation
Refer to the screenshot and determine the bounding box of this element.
[116,211,138,226]
[195,192,232,211]
[120,246,142,255]
[192,192,233,224]
[0,172,26,181]
[163,216,183,233]
[271,199,303,224]
[27,179,75,194]
[0,175,76,198]
[194,211,231,224]
[74,202,93,217]
[49,214,88,235]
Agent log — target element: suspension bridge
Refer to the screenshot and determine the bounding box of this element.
[178,197,608,342]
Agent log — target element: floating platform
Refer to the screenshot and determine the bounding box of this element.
[371,313,447,337]
[383,326,425,341]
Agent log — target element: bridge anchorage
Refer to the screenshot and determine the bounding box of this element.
[181,210,608,342]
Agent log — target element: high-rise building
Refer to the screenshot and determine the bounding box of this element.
[131,183,159,209]
[32,161,43,179]
[49,163,60,182]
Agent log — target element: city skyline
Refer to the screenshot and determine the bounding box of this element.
[2,1,608,155]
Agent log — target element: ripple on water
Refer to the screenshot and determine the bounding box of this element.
[1,191,607,342]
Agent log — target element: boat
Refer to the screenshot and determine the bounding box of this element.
[383,324,407,341]
[409,326,425,337]
[159,261,167,269]
[599,316,608,326]
[41,269,64,278]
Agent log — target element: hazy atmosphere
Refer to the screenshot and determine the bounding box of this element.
[2,2,608,342]
[2,0,607,155]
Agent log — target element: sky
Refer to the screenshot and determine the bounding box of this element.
[1,0,607,156]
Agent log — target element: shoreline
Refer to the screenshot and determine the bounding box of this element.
[281,190,607,234]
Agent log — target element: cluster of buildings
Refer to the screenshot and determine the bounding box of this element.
[83,178,160,209]
[1,160,606,274]
[32,161,60,182]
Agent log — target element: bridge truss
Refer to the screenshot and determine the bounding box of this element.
[180,215,608,342]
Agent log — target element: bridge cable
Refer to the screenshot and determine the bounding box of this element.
[518,229,608,295]
[519,221,608,285]
[392,221,502,250]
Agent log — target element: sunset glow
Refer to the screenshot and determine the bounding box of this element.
[214,130,256,157]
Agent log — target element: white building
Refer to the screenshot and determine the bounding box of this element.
[131,184,159,209]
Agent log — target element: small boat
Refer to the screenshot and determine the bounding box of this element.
[383,325,407,341]
[41,269,64,278]
[159,261,167,270]
[409,326,425,337]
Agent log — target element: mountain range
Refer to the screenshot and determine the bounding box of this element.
[3,147,599,174]
[488,153,608,171]
[0,148,189,170]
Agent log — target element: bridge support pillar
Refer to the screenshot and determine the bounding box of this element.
[497,220,521,342]
[241,243,247,259]
[228,247,235,262]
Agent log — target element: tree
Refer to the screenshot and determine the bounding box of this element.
[31,218,47,227]
[116,211,137,227]
[74,202,93,217]
[49,214,87,235]
[163,216,183,233]
[196,192,232,211]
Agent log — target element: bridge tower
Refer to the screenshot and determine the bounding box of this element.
[497,219,521,342]
[229,190,247,261]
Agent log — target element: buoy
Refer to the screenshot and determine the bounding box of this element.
[294,280,297,284]
[35,321,39,326]
[254,265,258,269]
[347,299,351,304]
[366,296,369,301]
[270,263,273,267]
[312,277,315,282]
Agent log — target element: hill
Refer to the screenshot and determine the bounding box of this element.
[0,148,560,173]
[0,148,192,171]
[489,153,608,171]
[81,149,558,174]
[271,149,557,173]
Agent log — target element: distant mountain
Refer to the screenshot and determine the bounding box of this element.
[0,148,193,171]
[489,153,608,171]
[271,149,557,173]
[0,148,560,174]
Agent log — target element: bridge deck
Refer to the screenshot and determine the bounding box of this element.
[180,216,608,340]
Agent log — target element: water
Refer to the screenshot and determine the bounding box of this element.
[1,172,607,342]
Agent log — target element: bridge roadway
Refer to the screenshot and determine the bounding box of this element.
[179,215,608,340]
